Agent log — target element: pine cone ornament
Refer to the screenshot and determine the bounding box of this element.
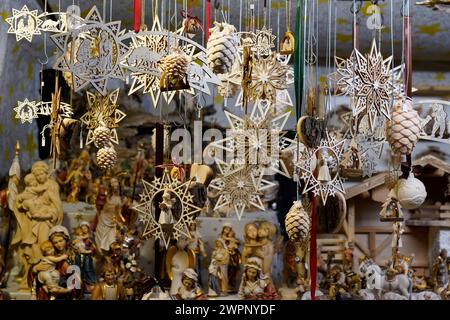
[285,201,310,243]
[160,50,189,81]
[97,145,117,171]
[386,98,421,155]
[206,22,238,74]
[93,123,111,148]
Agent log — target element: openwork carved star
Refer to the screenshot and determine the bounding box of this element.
[14,99,73,124]
[121,16,173,105]
[6,5,43,42]
[334,40,394,132]
[51,6,128,94]
[134,169,201,249]
[208,160,276,220]
[209,99,297,178]
[254,26,276,57]
[296,131,346,204]
[80,88,126,146]
[14,99,39,124]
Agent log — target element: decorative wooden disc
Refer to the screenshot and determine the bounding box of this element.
[316,191,347,234]
[296,116,326,148]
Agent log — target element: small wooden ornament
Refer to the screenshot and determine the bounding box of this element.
[280,31,295,55]
[296,116,326,149]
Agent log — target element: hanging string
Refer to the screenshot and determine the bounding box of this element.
[110,0,113,22]
[276,0,280,49]
[103,0,106,21]
[239,0,243,32]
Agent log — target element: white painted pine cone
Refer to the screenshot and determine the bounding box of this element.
[93,124,111,148]
[285,201,310,243]
[206,22,238,74]
[386,98,421,155]
[97,145,117,170]
[160,50,189,80]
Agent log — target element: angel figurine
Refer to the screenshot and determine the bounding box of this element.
[158,189,175,225]
[317,149,332,183]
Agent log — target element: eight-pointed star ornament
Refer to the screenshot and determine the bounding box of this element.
[51,6,128,94]
[80,88,126,146]
[296,131,346,204]
[134,169,202,249]
[208,160,276,220]
[6,5,43,42]
[209,99,298,178]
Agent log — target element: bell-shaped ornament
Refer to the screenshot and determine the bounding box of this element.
[280,31,295,55]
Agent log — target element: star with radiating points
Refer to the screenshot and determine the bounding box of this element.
[14,98,39,124]
[208,160,276,220]
[51,6,128,94]
[80,88,126,146]
[133,169,202,249]
[296,131,346,204]
[6,5,43,42]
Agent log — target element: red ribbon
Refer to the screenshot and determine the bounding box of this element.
[134,0,141,33]
[205,0,212,43]
[309,195,317,300]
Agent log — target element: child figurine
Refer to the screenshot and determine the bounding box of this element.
[238,256,279,300]
[176,268,206,300]
[208,239,229,297]
[186,223,207,286]
[72,222,97,291]
[38,241,73,298]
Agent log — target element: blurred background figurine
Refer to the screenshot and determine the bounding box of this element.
[91,264,125,300]
[186,223,207,287]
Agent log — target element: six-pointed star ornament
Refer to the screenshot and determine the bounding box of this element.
[134,169,202,249]
[209,99,298,178]
[121,16,172,105]
[6,5,43,42]
[51,6,128,94]
[80,88,126,146]
[208,160,276,220]
[296,131,346,204]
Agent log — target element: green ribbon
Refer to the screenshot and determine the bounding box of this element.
[294,0,304,119]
